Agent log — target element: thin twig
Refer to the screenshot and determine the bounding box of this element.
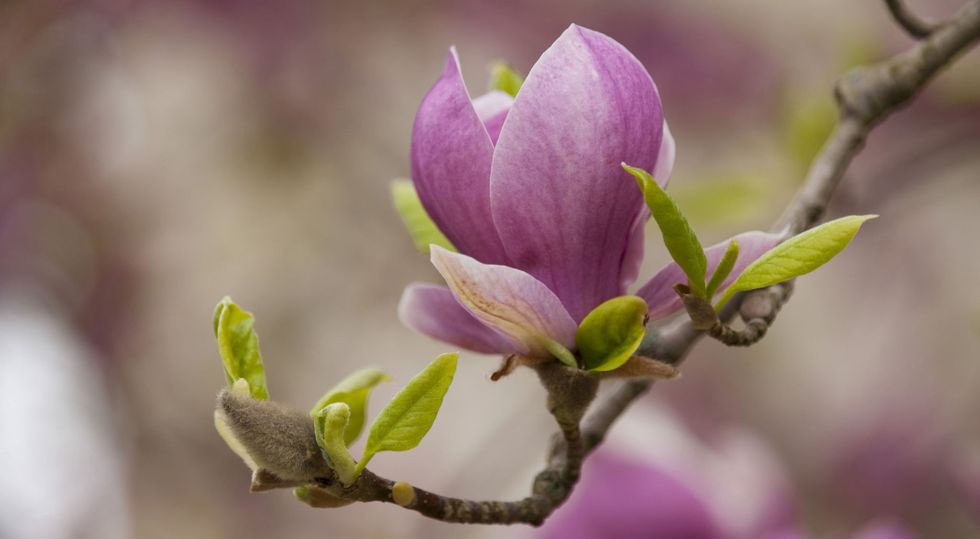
[304,393,588,525]
[699,280,794,346]
[288,364,597,526]
[885,0,940,38]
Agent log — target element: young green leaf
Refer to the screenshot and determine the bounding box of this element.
[309,368,389,446]
[705,239,740,298]
[623,164,708,296]
[543,339,578,369]
[576,296,648,372]
[355,352,458,476]
[391,179,457,254]
[213,297,269,400]
[313,403,358,486]
[489,62,523,97]
[715,215,877,310]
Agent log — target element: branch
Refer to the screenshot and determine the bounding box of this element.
[225,365,599,526]
[324,365,597,525]
[885,0,939,39]
[584,0,980,470]
[705,282,794,346]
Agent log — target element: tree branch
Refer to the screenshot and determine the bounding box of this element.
[237,365,598,526]
[885,0,940,39]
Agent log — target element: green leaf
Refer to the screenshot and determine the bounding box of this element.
[623,164,708,296]
[313,403,358,485]
[576,296,648,372]
[391,179,457,254]
[715,215,877,310]
[213,297,269,400]
[309,368,389,446]
[543,339,578,368]
[355,352,458,477]
[705,239,740,298]
[489,62,523,97]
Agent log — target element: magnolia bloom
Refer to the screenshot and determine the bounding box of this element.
[399,24,780,360]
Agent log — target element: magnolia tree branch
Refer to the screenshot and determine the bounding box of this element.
[230,0,980,527]
[266,364,597,525]
[885,0,939,38]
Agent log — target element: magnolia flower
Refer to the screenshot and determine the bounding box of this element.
[398,24,780,361]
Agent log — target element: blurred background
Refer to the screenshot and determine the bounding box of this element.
[1,0,979,538]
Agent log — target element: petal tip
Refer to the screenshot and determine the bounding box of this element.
[396,283,425,323]
[444,47,461,72]
[557,23,594,47]
[429,243,451,260]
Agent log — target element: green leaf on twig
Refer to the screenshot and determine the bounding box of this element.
[310,368,389,446]
[624,163,707,296]
[313,403,358,485]
[576,296,648,372]
[715,215,877,310]
[355,352,458,477]
[391,179,456,254]
[213,297,268,400]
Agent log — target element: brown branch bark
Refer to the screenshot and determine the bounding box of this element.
[885,0,939,38]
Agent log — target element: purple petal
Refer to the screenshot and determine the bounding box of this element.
[410,49,509,264]
[639,231,782,321]
[397,283,515,355]
[471,90,513,145]
[490,24,665,321]
[429,246,577,357]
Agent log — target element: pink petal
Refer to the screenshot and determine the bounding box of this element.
[429,246,577,357]
[490,25,665,321]
[410,49,510,264]
[398,283,516,355]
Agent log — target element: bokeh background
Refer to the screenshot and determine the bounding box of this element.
[2,0,979,538]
